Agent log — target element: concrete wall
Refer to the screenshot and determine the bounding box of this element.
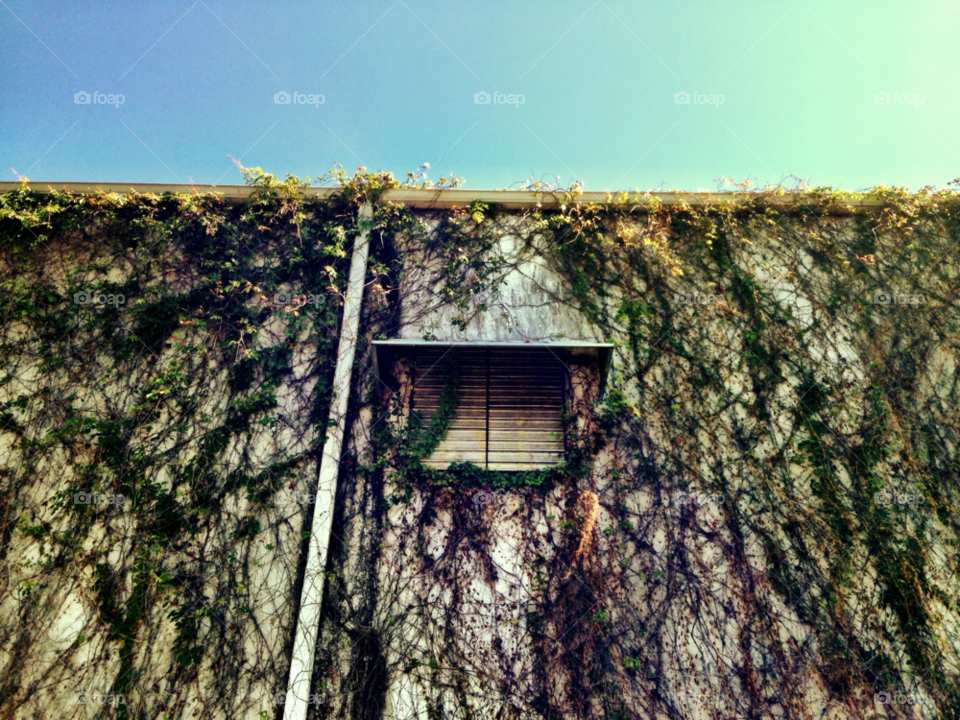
[324,207,959,719]
[2,194,958,720]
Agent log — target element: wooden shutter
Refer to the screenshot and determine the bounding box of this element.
[487,347,564,470]
[412,347,564,470]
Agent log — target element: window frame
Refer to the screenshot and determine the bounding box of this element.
[372,340,613,471]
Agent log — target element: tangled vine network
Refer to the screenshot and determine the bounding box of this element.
[1,169,959,719]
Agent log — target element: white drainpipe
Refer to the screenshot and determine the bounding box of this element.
[284,202,373,720]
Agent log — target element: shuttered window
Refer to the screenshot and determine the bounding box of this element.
[412,346,565,471]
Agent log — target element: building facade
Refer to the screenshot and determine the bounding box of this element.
[0,179,958,719]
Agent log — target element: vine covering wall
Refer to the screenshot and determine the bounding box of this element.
[2,171,959,720]
[0,172,373,719]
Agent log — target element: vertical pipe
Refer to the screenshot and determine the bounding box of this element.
[283,203,373,720]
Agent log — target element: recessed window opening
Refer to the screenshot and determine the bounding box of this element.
[412,346,565,471]
[371,340,612,472]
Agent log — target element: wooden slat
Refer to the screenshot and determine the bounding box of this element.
[424,451,486,462]
[441,430,487,441]
[488,445,563,454]
[488,453,563,463]
[489,405,561,412]
[489,395,563,401]
[489,409,561,418]
[413,347,565,470]
[487,348,563,467]
[488,462,558,471]
[489,431,563,441]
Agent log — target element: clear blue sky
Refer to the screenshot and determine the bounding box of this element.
[2,1,958,191]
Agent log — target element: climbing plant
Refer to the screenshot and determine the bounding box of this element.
[0,167,396,719]
[318,178,960,720]
[2,169,960,720]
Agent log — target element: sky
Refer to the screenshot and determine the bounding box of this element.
[1,1,958,192]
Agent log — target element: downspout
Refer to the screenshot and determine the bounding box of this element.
[284,202,373,720]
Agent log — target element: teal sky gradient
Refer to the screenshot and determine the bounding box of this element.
[2,1,958,191]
